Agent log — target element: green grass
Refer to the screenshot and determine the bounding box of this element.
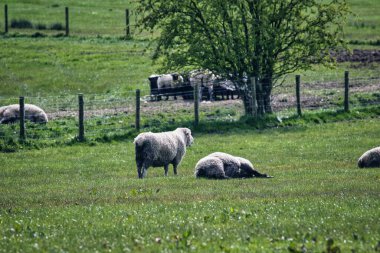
[0,0,379,41]
[0,0,379,98]
[0,118,379,252]
[345,0,380,42]
[1,104,379,152]
[0,36,156,97]
[0,1,140,37]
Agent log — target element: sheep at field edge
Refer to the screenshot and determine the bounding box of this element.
[0,104,48,124]
[134,127,194,178]
[358,147,380,168]
[194,152,273,179]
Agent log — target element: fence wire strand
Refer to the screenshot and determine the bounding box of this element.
[0,76,379,144]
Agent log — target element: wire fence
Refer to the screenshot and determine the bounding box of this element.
[0,75,379,147]
[1,3,146,38]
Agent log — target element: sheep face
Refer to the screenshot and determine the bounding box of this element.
[148,75,159,89]
[179,127,193,147]
[185,129,194,147]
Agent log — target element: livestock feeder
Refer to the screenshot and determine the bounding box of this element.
[148,73,192,101]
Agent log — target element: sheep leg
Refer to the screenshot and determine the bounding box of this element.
[137,167,142,178]
[164,164,169,176]
[138,163,149,179]
[173,164,178,175]
[141,167,148,178]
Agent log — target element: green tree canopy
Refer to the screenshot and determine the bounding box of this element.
[137,0,349,115]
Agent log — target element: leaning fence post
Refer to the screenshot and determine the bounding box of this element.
[194,83,199,127]
[135,89,140,131]
[296,75,302,116]
[78,94,85,141]
[125,9,130,38]
[344,71,349,112]
[19,96,26,141]
[65,7,69,36]
[4,4,8,34]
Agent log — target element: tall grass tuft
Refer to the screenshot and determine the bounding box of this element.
[10,19,33,29]
[35,23,47,30]
[50,23,64,31]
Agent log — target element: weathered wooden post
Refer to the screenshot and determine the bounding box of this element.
[344,71,349,112]
[19,96,26,141]
[296,75,302,116]
[65,7,69,36]
[257,79,264,116]
[4,4,8,34]
[194,83,199,127]
[135,89,140,131]
[78,94,85,141]
[250,77,257,117]
[125,9,130,38]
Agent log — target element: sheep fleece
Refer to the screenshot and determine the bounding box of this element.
[358,147,380,168]
[195,152,271,179]
[134,128,193,178]
[0,104,48,124]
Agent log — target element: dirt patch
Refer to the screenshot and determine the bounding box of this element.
[331,49,380,63]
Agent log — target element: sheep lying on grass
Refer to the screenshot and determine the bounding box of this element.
[134,128,194,178]
[358,147,380,168]
[195,152,273,179]
[0,104,48,124]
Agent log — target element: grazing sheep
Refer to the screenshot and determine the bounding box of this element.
[358,147,380,168]
[195,152,273,179]
[134,128,194,178]
[0,104,48,124]
[148,73,184,100]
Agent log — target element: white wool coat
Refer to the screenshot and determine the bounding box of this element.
[0,104,48,124]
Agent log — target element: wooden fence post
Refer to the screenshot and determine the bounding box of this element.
[194,83,199,127]
[257,79,264,116]
[135,89,140,131]
[65,7,69,36]
[344,71,349,112]
[78,94,85,141]
[19,96,25,141]
[125,9,130,38]
[250,77,257,117]
[296,75,302,116]
[4,4,8,34]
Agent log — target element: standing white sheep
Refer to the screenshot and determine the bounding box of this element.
[189,69,216,101]
[194,152,273,179]
[134,128,194,178]
[358,147,380,168]
[0,104,48,124]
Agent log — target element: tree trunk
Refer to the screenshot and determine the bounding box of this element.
[256,80,264,116]
[262,76,273,114]
[239,79,255,117]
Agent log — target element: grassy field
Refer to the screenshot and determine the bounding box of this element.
[0,1,379,252]
[0,118,379,252]
[0,0,379,41]
[0,0,379,97]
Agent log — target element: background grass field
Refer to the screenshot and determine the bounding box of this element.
[0,0,379,97]
[0,119,379,252]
